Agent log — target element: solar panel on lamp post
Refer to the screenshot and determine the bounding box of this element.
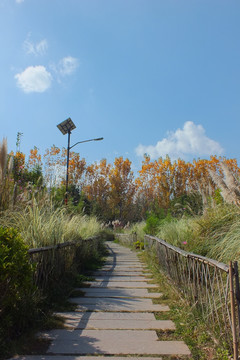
[57,118,103,205]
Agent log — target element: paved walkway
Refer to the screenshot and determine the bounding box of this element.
[11,241,191,359]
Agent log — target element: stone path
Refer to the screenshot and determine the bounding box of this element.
[11,241,191,359]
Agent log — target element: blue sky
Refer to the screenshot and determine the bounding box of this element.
[1,0,240,171]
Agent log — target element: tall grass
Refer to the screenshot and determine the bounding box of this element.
[0,138,13,210]
[0,201,102,248]
[124,221,146,242]
[153,204,240,263]
[209,220,240,263]
[156,217,198,249]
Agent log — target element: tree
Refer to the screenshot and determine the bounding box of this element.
[83,159,111,220]
[61,148,86,188]
[44,145,62,188]
[136,155,191,216]
[44,145,86,191]
[108,157,135,222]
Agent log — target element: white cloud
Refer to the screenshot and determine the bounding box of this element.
[15,65,52,93]
[23,35,48,56]
[59,56,79,75]
[35,39,48,55]
[52,56,79,76]
[16,0,24,3]
[135,121,224,160]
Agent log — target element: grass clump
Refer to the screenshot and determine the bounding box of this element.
[208,209,240,263]
[0,201,102,247]
[186,204,240,261]
[126,221,146,242]
[156,217,198,249]
[152,204,240,263]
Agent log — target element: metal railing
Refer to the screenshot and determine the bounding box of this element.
[144,235,240,359]
[28,236,103,291]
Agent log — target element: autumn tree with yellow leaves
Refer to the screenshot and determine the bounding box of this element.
[83,157,137,221]
[108,157,136,221]
[83,159,111,218]
[44,145,86,189]
[135,155,193,216]
[135,155,240,219]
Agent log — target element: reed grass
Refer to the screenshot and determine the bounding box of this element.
[156,217,198,249]
[209,211,240,263]
[151,204,240,262]
[124,221,146,242]
[0,201,102,248]
[0,138,13,210]
[209,160,240,205]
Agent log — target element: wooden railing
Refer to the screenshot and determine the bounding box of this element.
[114,233,137,246]
[145,235,240,360]
[28,236,103,291]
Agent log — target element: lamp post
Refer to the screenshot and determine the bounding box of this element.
[57,118,103,205]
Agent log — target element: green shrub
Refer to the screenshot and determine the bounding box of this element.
[144,210,174,236]
[144,213,161,235]
[0,227,38,355]
[133,240,144,250]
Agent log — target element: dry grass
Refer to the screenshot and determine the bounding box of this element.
[209,160,240,206]
[0,138,7,180]
[0,138,13,210]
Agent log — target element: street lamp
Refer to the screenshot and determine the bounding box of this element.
[57,118,103,205]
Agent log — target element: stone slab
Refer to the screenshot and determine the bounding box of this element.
[11,357,163,360]
[41,329,190,355]
[104,254,138,256]
[86,281,158,288]
[71,297,155,306]
[104,259,140,263]
[93,271,152,276]
[101,266,144,271]
[93,276,150,282]
[106,260,142,262]
[106,258,141,262]
[105,258,144,260]
[103,263,141,266]
[79,288,162,298]
[56,312,157,320]
[106,251,137,255]
[61,318,175,330]
[72,302,169,312]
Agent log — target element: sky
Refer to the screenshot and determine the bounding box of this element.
[1,0,240,172]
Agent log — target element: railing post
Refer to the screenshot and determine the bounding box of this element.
[234,261,240,337]
[229,261,239,360]
[132,232,137,245]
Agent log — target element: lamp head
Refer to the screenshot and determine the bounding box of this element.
[57,118,76,135]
